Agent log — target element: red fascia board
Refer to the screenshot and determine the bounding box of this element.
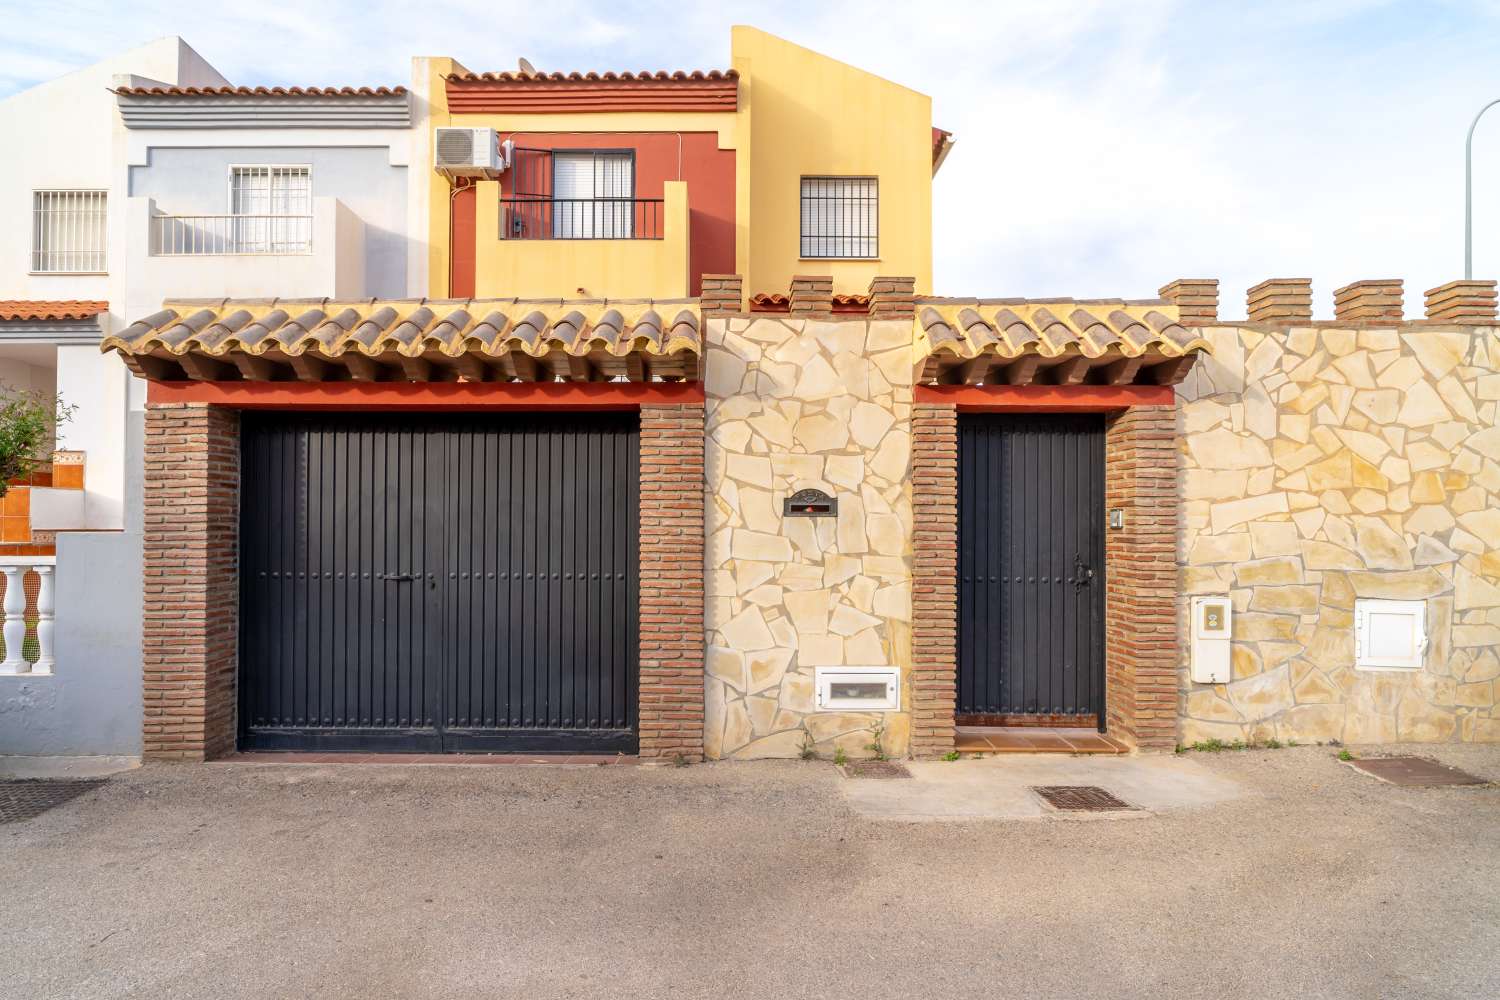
[147,380,704,411]
[914,384,1174,411]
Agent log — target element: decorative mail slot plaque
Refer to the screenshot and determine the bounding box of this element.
[783,488,837,518]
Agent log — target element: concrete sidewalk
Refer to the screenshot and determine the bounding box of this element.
[841,753,1247,820]
[2,744,1498,1000]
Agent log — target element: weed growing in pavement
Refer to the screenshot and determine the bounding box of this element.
[1338,748,1355,761]
[833,745,848,767]
[799,733,817,761]
[865,718,888,761]
[942,751,961,761]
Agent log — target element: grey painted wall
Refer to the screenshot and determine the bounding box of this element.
[130,146,408,297]
[0,412,144,757]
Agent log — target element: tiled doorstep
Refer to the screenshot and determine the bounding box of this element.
[955,727,1131,755]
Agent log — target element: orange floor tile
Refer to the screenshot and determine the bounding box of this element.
[955,726,1130,755]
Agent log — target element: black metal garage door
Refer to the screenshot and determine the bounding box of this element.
[957,414,1104,727]
[239,411,639,753]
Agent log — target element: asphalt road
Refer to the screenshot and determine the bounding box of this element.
[3,744,1498,1000]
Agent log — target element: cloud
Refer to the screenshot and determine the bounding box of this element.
[4,0,1500,307]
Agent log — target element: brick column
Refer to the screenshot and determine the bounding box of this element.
[868,276,916,320]
[700,274,743,316]
[1103,405,1179,750]
[789,275,833,316]
[1246,279,1312,324]
[1334,279,1404,322]
[1424,280,1498,323]
[911,402,958,756]
[1158,279,1219,325]
[638,403,706,760]
[142,403,239,761]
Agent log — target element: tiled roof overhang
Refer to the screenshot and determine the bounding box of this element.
[112,85,406,97]
[916,299,1210,386]
[0,300,107,321]
[104,299,701,383]
[115,86,411,129]
[445,69,738,114]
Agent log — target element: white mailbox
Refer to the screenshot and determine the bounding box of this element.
[1190,596,1233,684]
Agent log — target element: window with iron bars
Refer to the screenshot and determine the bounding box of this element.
[32,190,107,273]
[501,148,662,240]
[800,176,878,259]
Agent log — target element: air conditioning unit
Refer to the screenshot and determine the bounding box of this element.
[434,127,501,178]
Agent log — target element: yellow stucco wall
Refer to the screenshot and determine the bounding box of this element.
[421,27,936,300]
[731,26,934,298]
[472,180,691,299]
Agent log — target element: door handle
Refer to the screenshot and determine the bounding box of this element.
[1073,553,1094,590]
[378,572,418,582]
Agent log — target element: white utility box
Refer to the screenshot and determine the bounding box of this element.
[1190,595,1233,684]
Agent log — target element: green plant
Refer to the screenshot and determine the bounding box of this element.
[864,718,888,761]
[1338,748,1355,762]
[942,750,960,762]
[1263,738,1283,750]
[799,733,817,761]
[1288,739,1300,748]
[1187,737,1229,753]
[0,387,71,497]
[833,745,848,767]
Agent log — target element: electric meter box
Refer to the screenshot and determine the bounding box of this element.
[1190,596,1233,683]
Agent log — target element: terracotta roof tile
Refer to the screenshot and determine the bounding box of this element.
[113,85,406,97]
[0,300,108,321]
[104,299,701,383]
[448,69,736,84]
[914,298,1209,386]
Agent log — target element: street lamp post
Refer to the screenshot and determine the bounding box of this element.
[1466,98,1500,279]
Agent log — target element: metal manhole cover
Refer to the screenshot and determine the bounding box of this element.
[839,760,912,779]
[0,779,107,824]
[1033,785,1132,811]
[1346,756,1488,787]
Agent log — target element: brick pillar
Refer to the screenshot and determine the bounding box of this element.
[911,402,958,757]
[1103,405,1179,750]
[1334,279,1404,322]
[868,276,916,320]
[789,275,833,316]
[638,403,706,760]
[142,403,239,761]
[1158,279,1218,325]
[700,274,743,316]
[1424,280,1498,323]
[1246,278,1312,324]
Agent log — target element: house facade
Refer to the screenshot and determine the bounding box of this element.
[6,25,1499,767]
[0,38,413,764]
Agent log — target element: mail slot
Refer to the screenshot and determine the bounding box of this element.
[783,488,837,518]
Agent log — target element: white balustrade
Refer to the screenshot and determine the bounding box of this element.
[0,557,57,676]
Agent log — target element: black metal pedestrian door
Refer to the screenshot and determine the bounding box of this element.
[239,411,639,753]
[957,414,1105,726]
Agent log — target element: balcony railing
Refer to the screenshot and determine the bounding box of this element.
[0,556,55,675]
[499,198,663,240]
[150,213,314,256]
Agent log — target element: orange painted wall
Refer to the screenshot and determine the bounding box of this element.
[494,132,734,296]
[450,186,478,299]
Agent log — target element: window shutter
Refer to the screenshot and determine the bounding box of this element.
[800,176,878,258]
[31,190,107,273]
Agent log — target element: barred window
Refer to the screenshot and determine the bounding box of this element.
[800,176,877,259]
[32,190,107,273]
[229,166,312,253]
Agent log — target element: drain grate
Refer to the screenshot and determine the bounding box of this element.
[1032,785,1132,811]
[1346,756,1488,787]
[0,779,107,824]
[840,760,913,779]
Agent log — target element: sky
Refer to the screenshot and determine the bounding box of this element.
[4,0,1500,313]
